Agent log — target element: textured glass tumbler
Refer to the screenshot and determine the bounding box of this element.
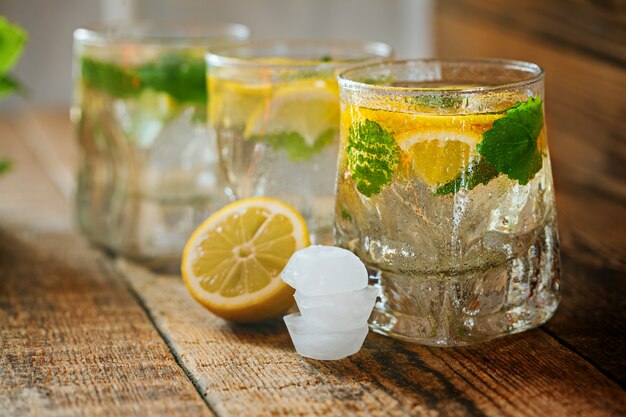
[207,40,392,245]
[72,21,249,268]
[335,59,561,346]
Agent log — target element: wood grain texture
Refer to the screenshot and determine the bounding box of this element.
[437,6,626,386]
[0,117,213,417]
[438,0,626,66]
[118,261,626,417]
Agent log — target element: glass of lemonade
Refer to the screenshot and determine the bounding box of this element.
[336,59,561,346]
[207,40,393,245]
[72,21,249,267]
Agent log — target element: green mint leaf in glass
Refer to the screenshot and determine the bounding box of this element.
[435,158,499,196]
[0,16,27,75]
[347,119,399,198]
[137,52,206,104]
[81,53,207,105]
[81,57,141,98]
[477,97,544,185]
[250,128,335,162]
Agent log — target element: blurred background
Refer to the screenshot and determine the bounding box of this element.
[0,0,433,109]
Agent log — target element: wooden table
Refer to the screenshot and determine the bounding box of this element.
[2,3,626,417]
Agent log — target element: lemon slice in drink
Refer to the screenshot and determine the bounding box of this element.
[243,82,339,146]
[181,197,310,322]
[397,130,480,186]
[353,107,504,187]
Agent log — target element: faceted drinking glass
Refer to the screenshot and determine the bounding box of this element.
[336,59,561,346]
[207,40,393,245]
[72,21,249,268]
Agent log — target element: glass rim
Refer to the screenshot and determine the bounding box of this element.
[206,39,394,70]
[338,58,544,95]
[73,20,250,46]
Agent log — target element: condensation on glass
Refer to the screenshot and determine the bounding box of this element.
[72,21,249,268]
[206,40,392,245]
[336,59,561,346]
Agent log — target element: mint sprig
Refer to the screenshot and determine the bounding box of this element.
[437,97,544,195]
[347,120,399,197]
[137,53,206,104]
[435,158,498,196]
[81,57,140,98]
[477,97,544,185]
[249,128,335,162]
[81,52,206,104]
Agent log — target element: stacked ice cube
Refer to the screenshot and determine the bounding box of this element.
[281,245,377,360]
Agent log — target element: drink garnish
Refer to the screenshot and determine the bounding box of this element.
[347,120,400,197]
[248,128,335,162]
[435,158,499,196]
[81,53,206,104]
[436,97,545,195]
[242,82,339,161]
[477,97,544,185]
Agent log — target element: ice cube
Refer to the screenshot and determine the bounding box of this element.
[283,313,368,360]
[295,287,378,331]
[281,245,368,296]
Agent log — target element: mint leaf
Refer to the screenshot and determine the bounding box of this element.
[81,52,207,104]
[137,53,206,104]
[250,128,335,162]
[347,120,399,197]
[0,17,27,74]
[477,97,544,185]
[435,158,499,196]
[81,57,141,98]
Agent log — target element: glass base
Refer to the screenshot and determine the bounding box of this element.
[365,224,561,347]
[369,302,558,347]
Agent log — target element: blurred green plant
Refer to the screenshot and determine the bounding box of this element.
[0,16,28,174]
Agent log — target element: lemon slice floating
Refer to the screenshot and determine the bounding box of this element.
[347,105,506,187]
[181,197,310,322]
[396,130,480,186]
[244,81,339,146]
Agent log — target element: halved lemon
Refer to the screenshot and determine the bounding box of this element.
[181,197,310,322]
[243,81,339,146]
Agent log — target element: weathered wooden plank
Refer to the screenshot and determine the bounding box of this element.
[436,8,626,385]
[118,261,626,417]
[438,0,626,66]
[0,118,213,417]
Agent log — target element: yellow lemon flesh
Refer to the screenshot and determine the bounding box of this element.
[346,105,505,187]
[181,197,310,322]
[243,80,339,145]
[397,130,480,186]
